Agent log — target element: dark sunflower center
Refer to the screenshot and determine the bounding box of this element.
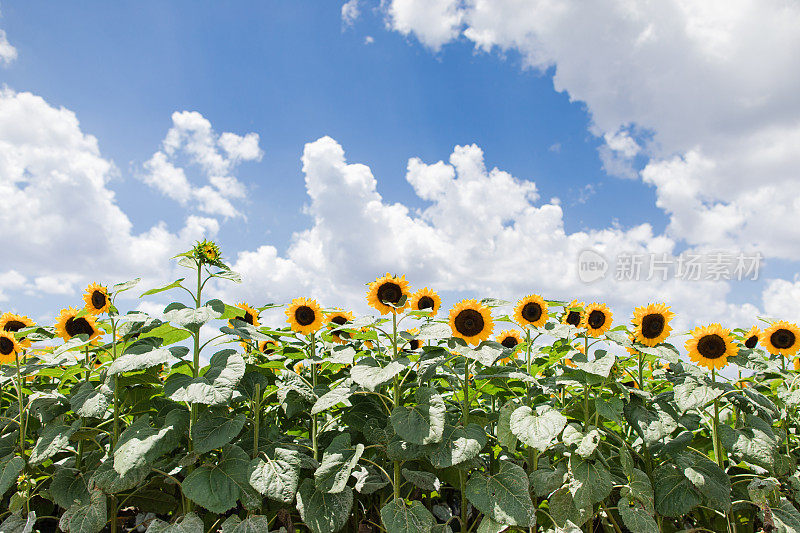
[243,312,254,325]
[295,306,316,326]
[566,311,581,326]
[744,335,758,349]
[454,309,485,337]
[501,336,519,349]
[3,320,25,332]
[587,310,606,329]
[91,290,107,310]
[0,337,14,355]
[65,317,94,337]
[770,329,796,349]
[641,313,665,339]
[521,302,542,323]
[409,339,420,350]
[330,316,350,338]
[417,296,435,310]
[377,282,402,305]
[262,342,276,355]
[697,334,726,359]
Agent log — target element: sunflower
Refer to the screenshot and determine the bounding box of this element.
[230,303,260,328]
[0,313,35,348]
[193,239,222,265]
[405,328,421,351]
[742,326,760,349]
[285,298,324,335]
[293,361,305,374]
[561,300,584,328]
[326,310,355,344]
[54,307,102,343]
[760,321,800,357]
[360,327,375,349]
[367,273,410,315]
[582,303,613,337]
[685,324,736,370]
[409,288,441,315]
[82,283,111,315]
[0,331,21,364]
[259,339,279,354]
[632,303,674,347]
[497,330,522,364]
[564,358,576,368]
[513,295,548,328]
[448,299,494,345]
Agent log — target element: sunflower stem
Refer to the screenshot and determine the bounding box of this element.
[13,350,30,517]
[311,332,319,462]
[253,382,261,460]
[186,258,203,513]
[392,312,401,501]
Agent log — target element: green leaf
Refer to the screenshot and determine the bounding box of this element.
[315,433,364,493]
[49,468,90,509]
[165,349,245,405]
[624,398,678,446]
[191,412,246,454]
[570,455,612,508]
[249,446,302,503]
[402,468,441,492]
[390,386,446,445]
[0,511,36,533]
[653,463,701,517]
[529,462,567,497]
[91,459,149,494]
[128,490,179,514]
[465,461,535,527]
[350,360,405,391]
[618,496,658,533]
[426,423,487,469]
[0,454,24,497]
[58,489,106,533]
[70,382,112,418]
[771,498,800,533]
[140,278,186,297]
[573,351,616,378]
[625,468,654,514]
[114,410,186,476]
[112,278,141,293]
[477,516,509,533]
[182,444,252,514]
[672,376,724,413]
[30,422,79,465]
[312,380,356,415]
[351,465,390,494]
[138,323,193,346]
[145,513,204,533]
[509,405,567,452]
[109,346,172,375]
[674,452,731,512]
[295,478,353,533]
[497,401,517,451]
[164,304,221,332]
[594,397,624,426]
[380,498,435,533]
[461,343,503,366]
[549,487,589,528]
[220,515,272,533]
[719,414,779,471]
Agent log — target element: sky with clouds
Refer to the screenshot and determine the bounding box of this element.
[1,0,799,334]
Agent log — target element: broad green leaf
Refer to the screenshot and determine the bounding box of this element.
[674,452,731,512]
[191,412,246,454]
[497,401,517,451]
[549,487,589,528]
[350,360,405,391]
[182,444,252,514]
[573,351,616,378]
[0,454,24,497]
[380,498,434,533]
[402,468,441,491]
[618,496,658,533]
[477,516,509,533]
[594,397,624,426]
[164,304,221,332]
[351,465,390,494]
[138,323,193,346]
[140,278,185,297]
[145,513,204,533]
[128,490,179,514]
[58,489,106,533]
[625,468,654,514]
[771,498,800,533]
[315,433,364,493]
[529,462,567,497]
[312,380,356,415]
[49,468,90,509]
[114,410,186,476]
[510,405,567,452]
[624,398,678,446]
[465,461,535,527]
[570,455,612,508]
[165,350,245,405]
[672,377,723,413]
[653,463,701,517]
[70,382,112,418]
[295,478,353,533]
[109,346,172,375]
[719,414,779,471]
[249,446,302,503]
[0,511,36,533]
[390,386,446,445]
[91,459,149,494]
[112,278,140,293]
[220,515,272,533]
[30,422,79,465]
[426,423,487,468]
[461,343,503,366]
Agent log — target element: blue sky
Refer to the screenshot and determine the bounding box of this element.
[1,1,799,331]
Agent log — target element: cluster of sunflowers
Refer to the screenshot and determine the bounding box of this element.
[2,242,800,533]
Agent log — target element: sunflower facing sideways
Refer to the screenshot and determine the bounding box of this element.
[632,303,674,347]
[0,331,21,364]
[326,310,355,344]
[405,328,421,351]
[449,299,494,345]
[285,297,324,335]
[561,300,584,328]
[259,339,279,354]
[0,312,35,349]
[54,307,102,343]
[496,330,522,364]
[760,320,800,357]
[742,326,760,349]
[367,273,410,315]
[82,283,111,315]
[514,294,549,328]
[582,302,613,337]
[685,324,736,371]
[409,287,441,315]
[230,303,260,329]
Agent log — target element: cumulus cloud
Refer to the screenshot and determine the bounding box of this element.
[142,111,263,219]
[0,89,220,310]
[381,0,800,260]
[341,0,361,26]
[0,29,15,65]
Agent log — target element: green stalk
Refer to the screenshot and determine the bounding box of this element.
[186,259,203,513]
[462,358,470,530]
[252,382,261,459]
[76,346,91,470]
[110,317,119,533]
[311,333,318,462]
[13,350,30,517]
[392,312,401,501]
[584,335,590,431]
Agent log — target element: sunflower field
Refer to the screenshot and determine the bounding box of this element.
[2,241,800,533]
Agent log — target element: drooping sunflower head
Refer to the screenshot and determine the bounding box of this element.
[230,303,260,329]
[82,283,111,315]
[632,303,674,347]
[496,330,522,364]
[685,323,736,371]
[405,328,421,351]
[514,295,549,328]
[285,297,324,335]
[367,273,410,315]
[409,288,441,315]
[760,321,800,357]
[743,326,760,349]
[561,300,584,328]
[259,339,279,355]
[0,331,21,364]
[54,307,101,343]
[326,310,355,344]
[192,239,222,265]
[0,313,35,348]
[582,303,613,337]
[448,299,494,345]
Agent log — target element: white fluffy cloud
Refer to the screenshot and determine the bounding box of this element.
[142,111,262,219]
[0,29,15,65]
[0,89,219,311]
[380,0,800,260]
[341,0,361,26]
